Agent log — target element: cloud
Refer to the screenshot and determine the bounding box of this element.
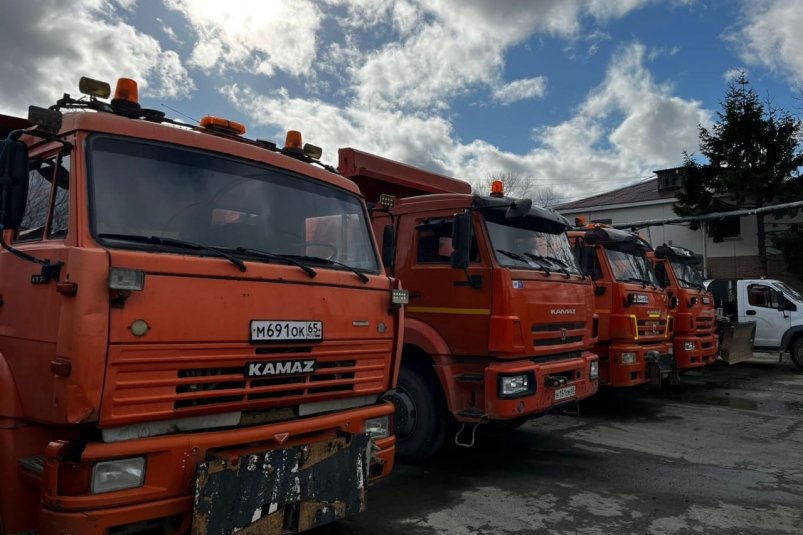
[731,0,803,84]
[723,68,747,82]
[166,0,323,78]
[0,0,193,117]
[223,42,710,203]
[493,77,549,105]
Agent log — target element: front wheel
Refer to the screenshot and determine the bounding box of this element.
[790,338,803,371]
[383,365,447,462]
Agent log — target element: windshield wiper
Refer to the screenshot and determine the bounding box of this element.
[98,233,246,272]
[623,276,653,289]
[234,247,317,279]
[284,254,369,283]
[496,249,550,275]
[524,252,571,278]
[677,277,703,289]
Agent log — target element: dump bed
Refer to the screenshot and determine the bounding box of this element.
[338,147,471,202]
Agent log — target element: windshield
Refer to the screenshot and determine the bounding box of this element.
[603,246,658,286]
[775,281,803,303]
[670,261,704,289]
[87,136,379,272]
[484,219,580,274]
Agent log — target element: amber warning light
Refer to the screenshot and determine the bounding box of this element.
[490,180,504,197]
[200,116,247,136]
[111,78,141,118]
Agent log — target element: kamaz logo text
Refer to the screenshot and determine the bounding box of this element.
[550,308,576,315]
[245,360,317,377]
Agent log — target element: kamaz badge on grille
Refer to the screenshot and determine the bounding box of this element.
[246,360,317,377]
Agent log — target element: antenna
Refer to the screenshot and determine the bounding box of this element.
[160,103,199,124]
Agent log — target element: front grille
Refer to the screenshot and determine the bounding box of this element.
[695,316,715,332]
[531,322,586,350]
[103,341,391,425]
[637,318,666,339]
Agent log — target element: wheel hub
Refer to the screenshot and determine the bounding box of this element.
[383,388,416,437]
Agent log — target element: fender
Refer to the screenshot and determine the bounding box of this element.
[779,325,803,352]
[403,317,452,359]
[0,353,25,424]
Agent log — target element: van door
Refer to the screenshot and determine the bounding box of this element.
[742,282,790,348]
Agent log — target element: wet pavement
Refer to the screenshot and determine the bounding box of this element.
[315,357,803,534]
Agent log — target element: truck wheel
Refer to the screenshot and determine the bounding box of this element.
[791,338,803,371]
[383,365,447,462]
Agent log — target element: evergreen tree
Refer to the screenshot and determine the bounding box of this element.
[674,72,803,276]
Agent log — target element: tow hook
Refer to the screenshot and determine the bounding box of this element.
[545,376,567,387]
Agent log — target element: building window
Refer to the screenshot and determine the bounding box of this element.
[707,216,740,239]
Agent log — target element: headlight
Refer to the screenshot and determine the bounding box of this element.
[499,373,535,398]
[589,359,599,379]
[91,457,146,494]
[364,416,390,440]
[684,341,697,351]
[620,352,637,364]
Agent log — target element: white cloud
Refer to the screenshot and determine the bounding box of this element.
[166,0,323,78]
[493,77,548,105]
[0,0,193,117]
[731,0,803,84]
[723,68,747,82]
[223,42,710,203]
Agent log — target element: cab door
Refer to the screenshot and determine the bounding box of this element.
[396,211,492,356]
[0,147,72,420]
[742,282,790,348]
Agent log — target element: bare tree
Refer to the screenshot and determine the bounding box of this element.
[475,172,559,207]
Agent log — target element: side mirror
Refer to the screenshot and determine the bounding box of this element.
[381,224,395,271]
[450,212,473,270]
[505,198,532,219]
[0,138,30,230]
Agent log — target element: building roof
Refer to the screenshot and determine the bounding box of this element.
[555,178,676,211]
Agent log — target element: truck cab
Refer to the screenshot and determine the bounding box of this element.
[707,278,803,368]
[0,78,402,535]
[340,148,599,460]
[569,226,675,387]
[651,244,718,369]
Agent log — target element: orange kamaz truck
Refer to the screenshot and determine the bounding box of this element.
[568,226,675,387]
[0,78,405,534]
[339,148,599,461]
[650,244,718,370]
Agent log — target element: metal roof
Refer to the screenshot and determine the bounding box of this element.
[555,178,676,211]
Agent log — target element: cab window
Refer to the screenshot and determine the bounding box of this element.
[416,220,479,264]
[49,154,70,239]
[747,284,781,309]
[14,156,57,242]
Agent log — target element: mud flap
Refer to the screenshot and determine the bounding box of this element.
[193,433,370,535]
[720,321,756,365]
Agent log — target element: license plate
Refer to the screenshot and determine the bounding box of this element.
[554,385,576,401]
[250,320,323,342]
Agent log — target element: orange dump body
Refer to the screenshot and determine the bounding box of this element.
[340,148,599,440]
[568,229,674,387]
[0,113,400,534]
[650,247,718,370]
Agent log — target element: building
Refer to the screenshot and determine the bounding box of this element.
[555,168,801,287]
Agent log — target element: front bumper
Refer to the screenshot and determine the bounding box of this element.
[38,403,395,535]
[477,351,599,420]
[673,334,718,369]
[600,343,673,387]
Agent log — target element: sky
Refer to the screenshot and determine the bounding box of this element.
[2,0,803,205]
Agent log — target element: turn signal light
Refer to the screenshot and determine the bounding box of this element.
[490,180,504,197]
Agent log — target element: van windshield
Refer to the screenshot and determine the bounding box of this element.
[87,136,379,273]
[775,281,803,303]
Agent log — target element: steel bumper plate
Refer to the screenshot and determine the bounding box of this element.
[193,433,370,535]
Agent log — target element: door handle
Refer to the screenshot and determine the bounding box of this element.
[746,310,756,316]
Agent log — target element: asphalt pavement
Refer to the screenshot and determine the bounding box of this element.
[315,356,803,534]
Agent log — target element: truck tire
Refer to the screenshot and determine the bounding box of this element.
[790,338,803,371]
[383,365,447,462]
